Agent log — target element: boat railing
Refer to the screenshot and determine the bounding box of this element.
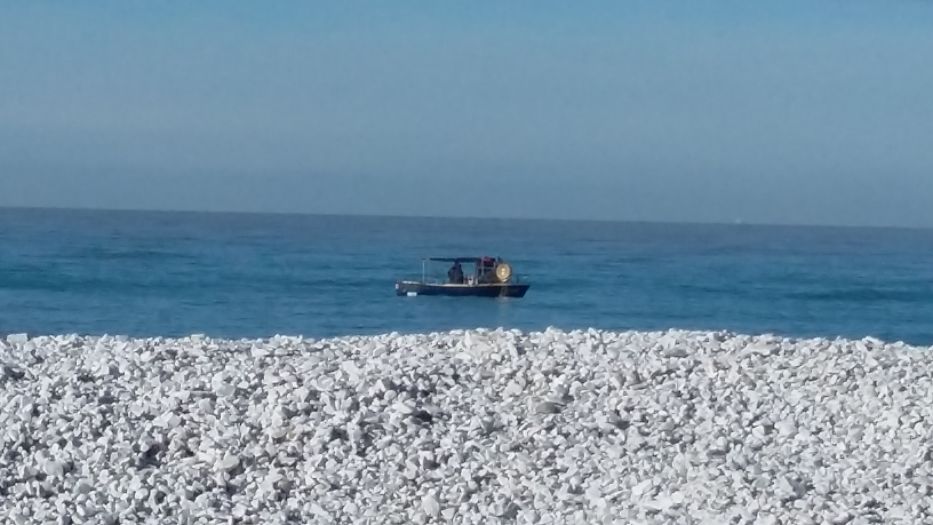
[405,275,524,285]
[409,259,526,286]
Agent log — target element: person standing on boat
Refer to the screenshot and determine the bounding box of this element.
[478,256,495,283]
[448,261,464,284]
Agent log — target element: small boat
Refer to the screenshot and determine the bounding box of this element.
[395,256,530,298]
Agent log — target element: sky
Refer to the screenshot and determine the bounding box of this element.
[2,1,933,227]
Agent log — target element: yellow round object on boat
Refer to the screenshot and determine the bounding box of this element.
[495,262,512,282]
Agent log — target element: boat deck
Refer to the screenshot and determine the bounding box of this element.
[395,280,530,298]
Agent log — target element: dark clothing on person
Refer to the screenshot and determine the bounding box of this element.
[448,262,464,284]
[478,257,496,283]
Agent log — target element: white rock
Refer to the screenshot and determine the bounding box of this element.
[776,418,797,437]
[73,479,94,495]
[393,401,416,415]
[0,330,930,524]
[214,382,236,398]
[503,381,523,397]
[775,476,805,500]
[217,453,240,472]
[422,493,441,517]
[6,333,28,344]
[341,360,362,379]
[42,460,65,478]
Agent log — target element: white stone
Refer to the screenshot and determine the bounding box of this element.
[42,460,65,478]
[73,479,94,495]
[393,401,415,415]
[6,333,28,344]
[0,330,930,524]
[422,493,441,517]
[341,360,362,379]
[214,382,236,397]
[503,381,523,397]
[776,418,797,437]
[217,453,240,472]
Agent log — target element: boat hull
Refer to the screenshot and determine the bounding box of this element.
[395,281,530,298]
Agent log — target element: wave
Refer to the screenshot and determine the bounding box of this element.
[73,246,197,262]
[787,287,933,303]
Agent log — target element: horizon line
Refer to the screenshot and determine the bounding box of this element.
[1,204,930,233]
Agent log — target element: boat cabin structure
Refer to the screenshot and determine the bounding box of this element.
[395,256,530,298]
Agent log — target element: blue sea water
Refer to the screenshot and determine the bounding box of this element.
[3,208,933,344]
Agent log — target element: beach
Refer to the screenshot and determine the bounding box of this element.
[6,0,933,523]
[2,328,931,524]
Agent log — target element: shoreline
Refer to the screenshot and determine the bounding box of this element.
[2,325,925,347]
[3,328,932,523]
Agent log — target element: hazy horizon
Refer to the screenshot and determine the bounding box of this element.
[8,203,933,232]
[3,1,933,228]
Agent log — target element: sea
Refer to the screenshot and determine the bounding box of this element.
[3,207,933,345]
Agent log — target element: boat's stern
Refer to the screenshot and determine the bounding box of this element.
[395,280,421,296]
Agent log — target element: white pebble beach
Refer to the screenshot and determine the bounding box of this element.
[2,328,932,524]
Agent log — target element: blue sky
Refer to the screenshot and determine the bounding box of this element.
[2,1,932,226]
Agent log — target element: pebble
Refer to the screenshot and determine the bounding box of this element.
[42,460,65,478]
[534,401,563,414]
[0,329,931,524]
[73,479,94,495]
[6,333,29,344]
[422,493,441,517]
[217,452,240,472]
[2,364,26,380]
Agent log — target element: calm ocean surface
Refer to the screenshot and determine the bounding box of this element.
[3,208,933,344]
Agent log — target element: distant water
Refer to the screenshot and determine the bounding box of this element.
[3,208,933,344]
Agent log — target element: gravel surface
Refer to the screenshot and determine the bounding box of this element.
[2,328,932,524]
